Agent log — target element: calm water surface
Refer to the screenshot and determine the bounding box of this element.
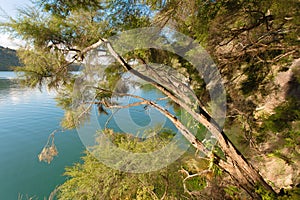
[0,71,179,199]
[0,72,84,199]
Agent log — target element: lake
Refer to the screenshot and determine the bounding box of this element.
[0,72,85,199]
[0,71,180,199]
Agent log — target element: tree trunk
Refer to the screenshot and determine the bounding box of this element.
[91,38,277,198]
[176,99,277,199]
[218,139,275,199]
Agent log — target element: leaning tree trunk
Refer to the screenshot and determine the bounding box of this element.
[102,87,275,199]
[103,39,276,198]
[216,133,275,199]
[80,38,277,198]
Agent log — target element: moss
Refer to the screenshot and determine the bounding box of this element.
[185,176,207,191]
[255,184,277,200]
[278,186,300,200]
[262,99,300,133]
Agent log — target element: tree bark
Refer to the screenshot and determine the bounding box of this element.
[80,38,277,198]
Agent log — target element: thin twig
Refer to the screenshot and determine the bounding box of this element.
[104,108,120,129]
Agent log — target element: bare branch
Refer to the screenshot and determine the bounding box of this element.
[101,37,276,196]
[160,175,169,200]
[137,57,203,109]
[104,108,120,129]
[93,87,209,153]
[77,95,97,120]
[75,36,276,197]
[81,39,105,55]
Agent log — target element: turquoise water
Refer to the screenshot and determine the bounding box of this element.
[0,71,181,199]
[0,72,85,199]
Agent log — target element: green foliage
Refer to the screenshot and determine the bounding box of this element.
[255,98,300,168]
[182,157,210,174]
[278,187,300,200]
[101,63,124,91]
[185,176,207,191]
[224,185,240,199]
[262,99,300,133]
[2,0,299,198]
[140,83,157,92]
[283,129,300,150]
[57,130,194,200]
[0,0,154,93]
[15,47,72,89]
[255,184,277,200]
[40,0,103,17]
[241,63,270,96]
[55,78,76,109]
[225,121,252,155]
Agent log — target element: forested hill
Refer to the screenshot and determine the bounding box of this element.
[0,46,81,71]
[0,46,20,71]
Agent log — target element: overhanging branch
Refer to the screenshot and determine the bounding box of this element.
[92,87,209,153]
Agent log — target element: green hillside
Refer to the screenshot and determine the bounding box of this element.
[0,46,21,71]
[0,46,81,71]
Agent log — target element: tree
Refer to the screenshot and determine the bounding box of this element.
[1,0,299,198]
[58,129,192,200]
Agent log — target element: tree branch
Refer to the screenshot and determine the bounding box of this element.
[93,87,209,153]
[100,37,276,197]
[75,36,276,197]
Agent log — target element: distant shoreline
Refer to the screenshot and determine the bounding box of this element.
[0,69,16,71]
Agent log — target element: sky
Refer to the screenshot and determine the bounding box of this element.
[0,0,32,49]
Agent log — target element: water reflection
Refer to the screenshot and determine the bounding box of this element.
[0,79,23,105]
[0,72,84,200]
